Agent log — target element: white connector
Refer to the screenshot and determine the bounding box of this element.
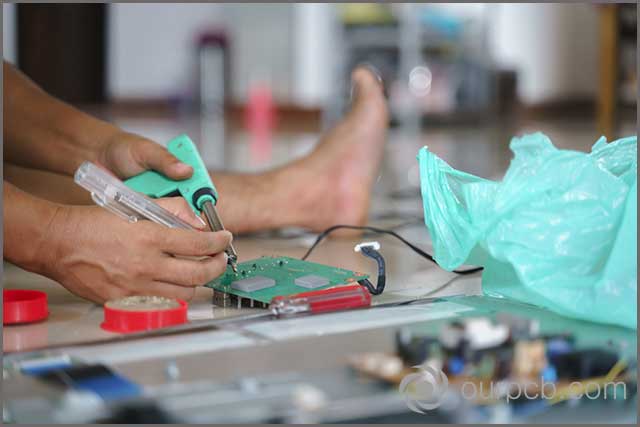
[354,241,381,252]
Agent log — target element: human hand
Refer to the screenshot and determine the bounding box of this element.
[44,197,231,304]
[97,131,193,180]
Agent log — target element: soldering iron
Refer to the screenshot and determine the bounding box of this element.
[124,134,239,272]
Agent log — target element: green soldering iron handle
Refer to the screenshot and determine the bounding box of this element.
[124,134,217,214]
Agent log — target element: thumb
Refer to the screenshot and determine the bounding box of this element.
[350,64,384,102]
[133,139,193,180]
[156,197,208,230]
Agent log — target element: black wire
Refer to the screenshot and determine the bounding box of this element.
[301,224,483,275]
[357,246,386,295]
[359,278,384,295]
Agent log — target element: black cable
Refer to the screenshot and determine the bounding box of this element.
[301,224,483,275]
[357,246,386,295]
[244,217,421,241]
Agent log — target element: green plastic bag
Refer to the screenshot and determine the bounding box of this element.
[418,132,637,329]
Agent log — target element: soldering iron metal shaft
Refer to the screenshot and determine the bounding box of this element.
[201,201,239,272]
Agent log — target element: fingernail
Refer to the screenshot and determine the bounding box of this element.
[174,162,193,175]
[357,62,383,85]
[195,216,208,229]
[350,63,384,102]
[349,83,358,102]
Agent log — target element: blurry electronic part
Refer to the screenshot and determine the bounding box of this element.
[550,348,620,380]
[32,364,141,402]
[439,321,465,353]
[231,276,276,293]
[350,352,408,383]
[545,335,574,359]
[294,275,330,289]
[16,355,73,376]
[207,256,369,307]
[395,328,440,366]
[513,340,547,379]
[492,345,515,380]
[465,318,510,350]
[495,312,540,340]
[98,401,176,423]
[350,315,633,407]
[439,317,510,351]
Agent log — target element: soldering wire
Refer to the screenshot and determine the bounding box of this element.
[548,359,629,405]
[301,224,483,275]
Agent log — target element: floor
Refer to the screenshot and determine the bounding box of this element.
[3,111,636,353]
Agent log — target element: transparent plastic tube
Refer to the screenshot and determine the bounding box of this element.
[74,162,195,230]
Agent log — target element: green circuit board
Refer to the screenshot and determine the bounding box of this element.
[206,256,369,304]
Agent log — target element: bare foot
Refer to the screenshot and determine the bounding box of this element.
[287,66,389,231]
[213,66,388,235]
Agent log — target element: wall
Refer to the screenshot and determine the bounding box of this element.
[108,4,222,100]
[107,3,293,103]
[490,3,599,104]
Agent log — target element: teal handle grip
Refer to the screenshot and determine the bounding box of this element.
[124,134,217,213]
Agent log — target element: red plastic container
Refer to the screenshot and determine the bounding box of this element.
[3,289,49,325]
[101,299,188,334]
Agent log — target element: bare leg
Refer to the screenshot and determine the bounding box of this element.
[215,67,388,233]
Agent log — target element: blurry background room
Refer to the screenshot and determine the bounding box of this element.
[3,3,637,182]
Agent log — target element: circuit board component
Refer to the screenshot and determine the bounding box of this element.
[231,276,276,293]
[294,275,329,289]
[206,256,368,306]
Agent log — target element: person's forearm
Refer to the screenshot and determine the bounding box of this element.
[4,164,93,205]
[3,61,121,176]
[3,181,66,274]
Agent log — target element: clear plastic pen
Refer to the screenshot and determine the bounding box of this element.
[74,161,196,230]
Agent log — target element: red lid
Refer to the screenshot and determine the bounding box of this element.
[101,298,188,334]
[3,290,49,325]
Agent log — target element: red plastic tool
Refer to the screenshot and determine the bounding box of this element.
[269,284,372,317]
[101,299,188,334]
[3,289,48,325]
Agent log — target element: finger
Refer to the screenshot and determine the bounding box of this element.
[160,229,232,257]
[156,197,208,229]
[154,253,228,287]
[132,139,193,179]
